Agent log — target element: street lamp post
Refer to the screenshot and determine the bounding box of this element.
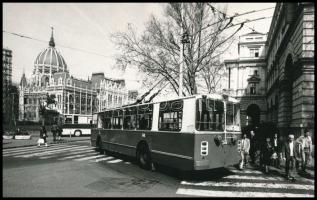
[179,31,190,97]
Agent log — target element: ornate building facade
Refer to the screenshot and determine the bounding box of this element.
[265,3,314,138]
[225,31,267,127]
[19,29,131,124]
[225,3,315,140]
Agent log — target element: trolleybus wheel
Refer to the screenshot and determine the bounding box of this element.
[74,130,82,137]
[136,144,152,170]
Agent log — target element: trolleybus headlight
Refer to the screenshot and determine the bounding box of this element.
[201,141,208,156]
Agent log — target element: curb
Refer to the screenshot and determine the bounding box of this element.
[2,138,90,149]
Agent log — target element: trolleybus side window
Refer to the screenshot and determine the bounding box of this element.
[123,106,137,130]
[137,104,153,130]
[196,98,224,131]
[103,111,112,129]
[158,100,183,131]
[112,109,123,129]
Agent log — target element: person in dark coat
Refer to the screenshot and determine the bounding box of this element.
[39,126,48,147]
[249,130,257,165]
[261,137,274,173]
[51,123,58,142]
[272,133,283,168]
[57,124,63,142]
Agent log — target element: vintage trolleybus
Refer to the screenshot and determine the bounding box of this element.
[91,94,241,171]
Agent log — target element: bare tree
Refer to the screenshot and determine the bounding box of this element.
[199,59,228,93]
[112,3,243,96]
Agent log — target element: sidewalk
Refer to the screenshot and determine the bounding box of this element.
[2,135,90,149]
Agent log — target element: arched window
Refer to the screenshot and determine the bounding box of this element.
[58,77,62,85]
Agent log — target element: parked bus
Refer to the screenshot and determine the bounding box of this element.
[62,123,96,137]
[91,94,241,171]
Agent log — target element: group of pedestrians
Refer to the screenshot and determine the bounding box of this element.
[239,128,313,181]
[37,122,63,147]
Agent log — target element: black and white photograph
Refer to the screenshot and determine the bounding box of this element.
[2,2,315,197]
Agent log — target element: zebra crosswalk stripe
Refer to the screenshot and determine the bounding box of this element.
[176,166,315,198]
[58,152,98,160]
[3,146,76,157]
[180,181,314,190]
[107,159,122,164]
[62,149,95,156]
[2,144,69,153]
[38,155,56,159]
[223,175,285,181]
[74,155,105,161]
[94,156,114,162]
[229,169,263,174]
[176,188,314,197]
[16,146,93,158]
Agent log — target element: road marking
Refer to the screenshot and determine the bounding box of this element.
[3,146,76,157]
[32,147,94,157]
[229,169,263,174]
[16,146,93,158]
[38,155,56,159]
[176,188,314,197]
[94,156,114,162]
[223,175,285,181]
[107,159,122,163]
[74,155,105,161]
[2,144,70,153]
[58,152,98,160]
[62,149,95,156]
[2,144,71,153]
[180,180,314,190]
[124,162,131,164]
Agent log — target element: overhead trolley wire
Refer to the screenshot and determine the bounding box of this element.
[3,30,113,58]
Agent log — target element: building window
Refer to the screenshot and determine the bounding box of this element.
[250,83,256,95]
[254,70,258,76]
[250,48,259,57]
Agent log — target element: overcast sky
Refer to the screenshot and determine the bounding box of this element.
[3,3,275,92]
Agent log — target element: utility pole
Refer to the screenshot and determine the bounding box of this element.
[179,3,184,97]
[179,3,190,97]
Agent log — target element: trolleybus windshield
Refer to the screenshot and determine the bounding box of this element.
[226,102,241,131]
[196,98,224,131]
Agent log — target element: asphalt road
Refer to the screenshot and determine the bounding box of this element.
[3,141,315,197]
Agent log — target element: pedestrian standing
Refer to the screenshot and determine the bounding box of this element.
[39,126,48,147]
[282,134,297,181]
[249,130,257,165]
[272,133,282,168]
[239,134,250,170]
[261,137,274,173]
[57,123,63,142]
[297,129,312,173]
[51,123,57,143]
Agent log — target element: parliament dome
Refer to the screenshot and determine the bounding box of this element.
[33,28,67,75]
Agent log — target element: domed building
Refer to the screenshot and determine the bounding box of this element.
[19,28,133,125]
[32,28,68,87]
